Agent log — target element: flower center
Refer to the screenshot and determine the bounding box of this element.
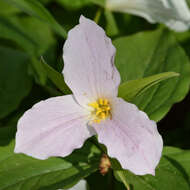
[88,98,111,124]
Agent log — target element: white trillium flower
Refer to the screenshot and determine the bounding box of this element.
[106,0,190,32]
[14,16,163,176]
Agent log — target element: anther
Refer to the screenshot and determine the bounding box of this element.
[88,98,111,124]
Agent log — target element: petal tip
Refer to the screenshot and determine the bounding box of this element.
[79,15,96,27]
[79,15,87,24]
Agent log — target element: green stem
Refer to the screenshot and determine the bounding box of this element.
[116,171,130,190]
[94,8,102,24]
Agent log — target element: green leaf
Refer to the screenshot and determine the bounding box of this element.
[115,171,130,190]
[186,0,190,8]
[118,72,179,102]
[41,58,71,94]
[3,0,67,38]
[90,0,105,7]
[114,29,190,121]
[0,141,101,190]
[0,126,101,190]
[56,0,91,10]
[39,0,52,4]
[0,16,56,85]
[18,17,56,55]
[162,146,183,155]
[114,147,190,190]
[0,46,32,119]
[163,147,190,177]
[56,0,105,10]
[0,16,38,56]
[0,1,20,15]
[0,16,55,56]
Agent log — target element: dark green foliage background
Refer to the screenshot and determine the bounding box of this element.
[0,0,190,189]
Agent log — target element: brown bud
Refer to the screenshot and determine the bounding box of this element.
[99,154,111,175]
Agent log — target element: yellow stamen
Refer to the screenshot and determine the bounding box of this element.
[103,99,108,105]
[88,98,111,124]
[99,98,104,105]
[88,102,99,109]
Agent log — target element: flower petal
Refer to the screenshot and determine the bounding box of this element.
[67,180,87,190]
[15,95,94,159]
[92,98,163,175]
[106,0,190,32]
[63,16,120,107]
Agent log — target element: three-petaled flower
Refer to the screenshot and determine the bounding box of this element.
[15,16,163,175]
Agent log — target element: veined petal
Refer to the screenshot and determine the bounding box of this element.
[15,95,93,159]
[63,16,120,107]
[93,98,163,175]
[106,0,190,32]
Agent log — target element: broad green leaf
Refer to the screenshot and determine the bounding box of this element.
[0,127,101,190]
[0,1,20,15]
[0,15,65,89]
[162,146,183,156]
[162,147,190,183]
[0,16,55,56]
[114,147,190,190]
[0,16,38,56]
[115,171,130,190]
[56,0,90,9]
[17,17,56,55]
[39,0,52,4]
[0,46,32,119]
[118,72,179,102]
[41,58,71,94]
[0,16,55,85]
[90,0,105,7]
[173,30,190,43]
[0,141,101,190]
[3,0,67,38]
[114,29,190,121]
[56,0,105,10]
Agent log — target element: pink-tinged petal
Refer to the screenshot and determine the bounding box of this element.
[15,95,94,159]
[93,98,163,175]
[63,16,120,106]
